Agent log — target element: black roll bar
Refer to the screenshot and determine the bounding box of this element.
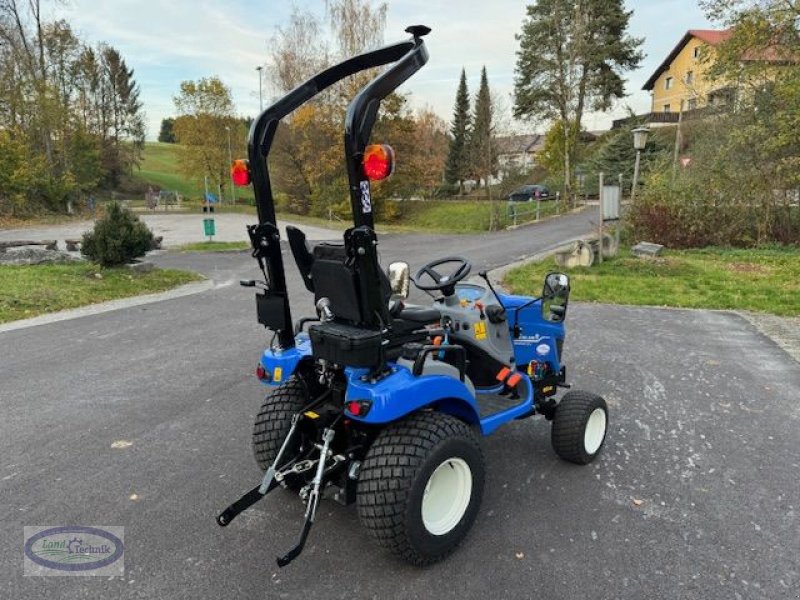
[244,26,430,349]
[247,25,429,228]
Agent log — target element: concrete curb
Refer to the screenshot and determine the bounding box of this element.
[0,280,214,334]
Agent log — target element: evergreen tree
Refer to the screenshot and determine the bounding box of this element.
[158,118,176,143]
[444,68,471,193]
[469,66,499,228]
[587,124,669,194]
[469,66,496,186]
[514,0,643,202]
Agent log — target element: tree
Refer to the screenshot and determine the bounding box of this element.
[408,109,448,199]
[158,118,176,143]
[469,66,497,184]
[326,0,387,99]
[265,0,392,218]
[587,123,670,194]
[513,0,643,202]
[172,77,243,198]
[538,120,577,187]
[444,69,471,193]
[98,44,145,186]
[0,1,144,214]
[81,202,154,266]
[267,7,329,95]
[469,67,500,229]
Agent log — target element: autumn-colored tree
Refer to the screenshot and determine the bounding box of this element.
[0,1,144,214]
[172,77,247,199]
[265,0,392,218]
[408,109,448,199]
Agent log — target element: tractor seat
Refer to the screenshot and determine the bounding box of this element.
[384,303,440,362]
[396,304,441,324]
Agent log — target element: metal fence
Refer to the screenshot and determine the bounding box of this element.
[507,200,545,226]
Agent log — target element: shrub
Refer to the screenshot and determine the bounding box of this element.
[82,202,155,266]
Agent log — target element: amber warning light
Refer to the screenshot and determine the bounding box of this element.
[231,159,251,187]
[362,144,395,181]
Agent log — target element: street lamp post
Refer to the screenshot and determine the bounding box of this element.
[255,65,264,112]
[225,125,236,204]
[631,127,650,202]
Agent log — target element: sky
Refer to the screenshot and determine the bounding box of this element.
[54,0,715,140]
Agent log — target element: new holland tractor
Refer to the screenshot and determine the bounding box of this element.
[217,26,609,567]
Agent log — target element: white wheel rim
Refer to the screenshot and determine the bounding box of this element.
[422,457,472,536]
[584,407,607,455]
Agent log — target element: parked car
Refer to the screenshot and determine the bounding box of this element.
[508,184,551,202]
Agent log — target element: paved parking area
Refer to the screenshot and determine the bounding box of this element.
[0,212,340,248]
[2,213,798,599]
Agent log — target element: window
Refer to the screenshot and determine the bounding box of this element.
[686,71,694,84]
[665,77,673,90]
[663,104,671,113]
[693,46,701,59]
[687,98,697,110]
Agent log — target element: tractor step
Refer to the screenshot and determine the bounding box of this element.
[477,393,527,419]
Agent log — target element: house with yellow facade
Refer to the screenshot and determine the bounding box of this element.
[643,29,734,117]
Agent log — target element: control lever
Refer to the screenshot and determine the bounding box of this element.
[316,298,334,322]
[240,279,268,290]
[474,301,486,320]
[478,270,505,310]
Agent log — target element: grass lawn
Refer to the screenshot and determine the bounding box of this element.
[175,241,250,252]
[135,143,256,203]
[503,246,800,316]
[0,264,203,324]
[136,142,204,200]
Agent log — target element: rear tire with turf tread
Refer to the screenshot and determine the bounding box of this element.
[252,377,307,472]
[356,411,485,566]
[551,390,608,465]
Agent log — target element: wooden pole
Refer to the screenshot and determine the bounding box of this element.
[598,172,604,265]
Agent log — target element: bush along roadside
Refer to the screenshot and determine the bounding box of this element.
[82,202,155,266]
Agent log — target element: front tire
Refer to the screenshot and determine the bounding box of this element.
[357,412,485,566]
[551,390,608,464]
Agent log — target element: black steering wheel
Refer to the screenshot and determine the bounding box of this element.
[413,256,472,295]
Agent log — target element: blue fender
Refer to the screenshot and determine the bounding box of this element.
[500,293,565,371]
[345,365,481,426]
[258,334,312,386]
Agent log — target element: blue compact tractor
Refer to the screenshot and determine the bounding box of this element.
[218,26,608,567]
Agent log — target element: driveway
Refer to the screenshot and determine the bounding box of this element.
[2,210,798,599]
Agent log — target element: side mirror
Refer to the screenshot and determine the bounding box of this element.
[542,272,570,322]
[388,261,410,299]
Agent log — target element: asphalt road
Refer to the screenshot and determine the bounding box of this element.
[2,210,799,599]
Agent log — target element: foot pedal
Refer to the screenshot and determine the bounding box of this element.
[496,366,522,387]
